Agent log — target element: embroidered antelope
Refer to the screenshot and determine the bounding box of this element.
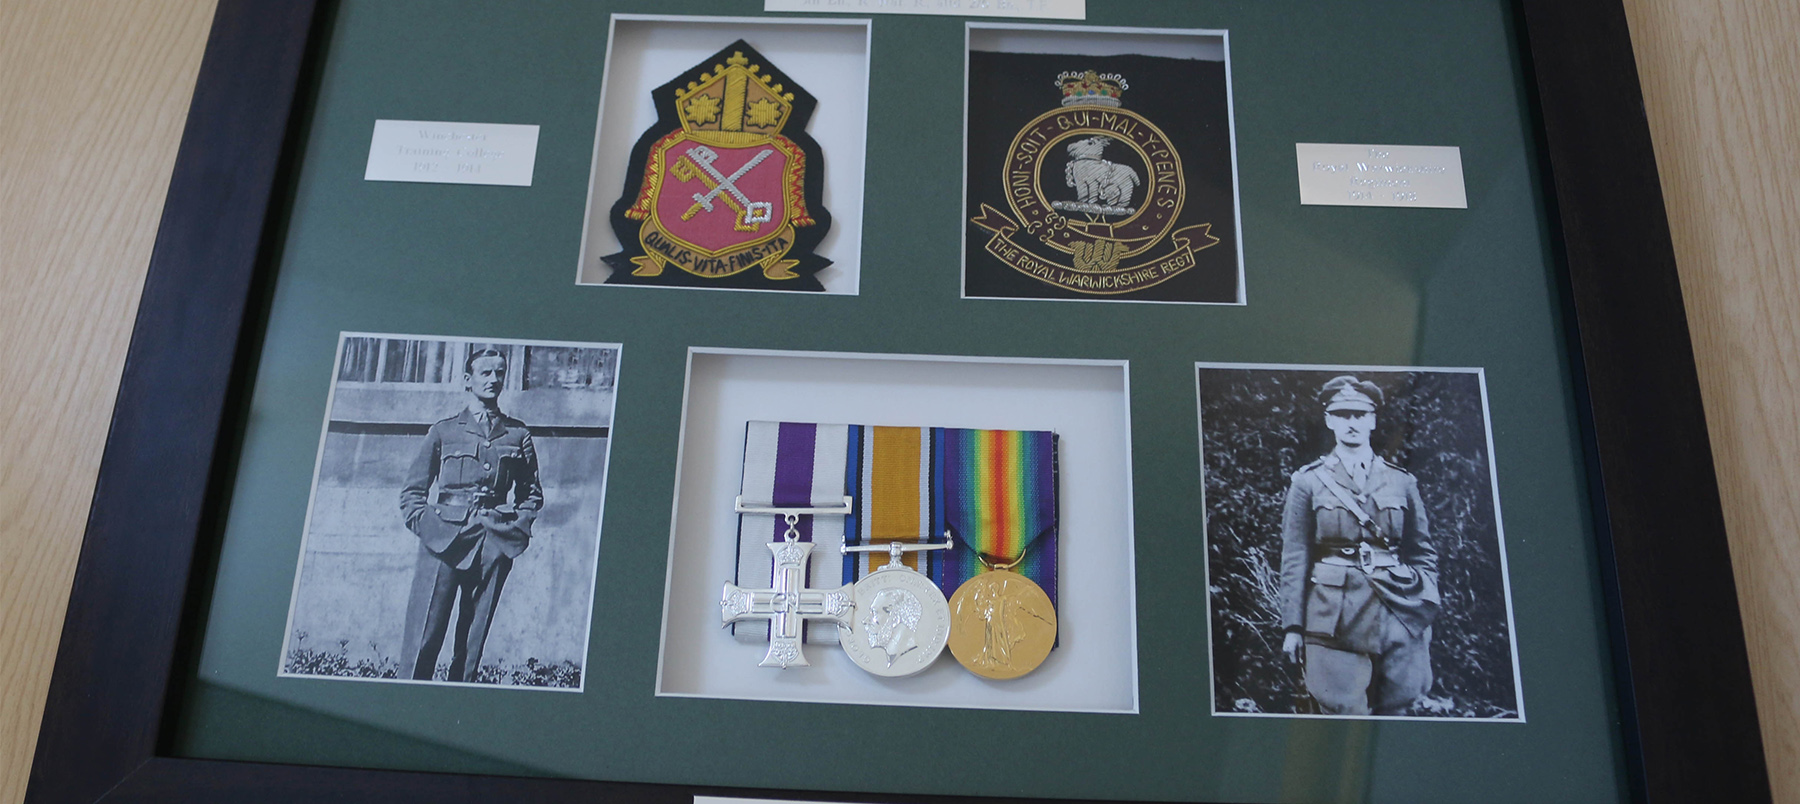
[1063,136,1139,209]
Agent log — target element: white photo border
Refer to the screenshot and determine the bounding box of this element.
[1195,360,1525,722]
[274,331,626,693]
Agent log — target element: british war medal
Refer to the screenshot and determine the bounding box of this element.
[965,51,1240,302]
[606,41,832,291]
[836,426,955,677]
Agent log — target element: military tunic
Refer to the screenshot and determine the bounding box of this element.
[1279,452,1439,714]
[397,406,544,682]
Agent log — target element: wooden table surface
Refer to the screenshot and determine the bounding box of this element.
[2,1,1794,800]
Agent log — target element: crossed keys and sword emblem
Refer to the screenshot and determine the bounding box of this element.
[672,145,775,232]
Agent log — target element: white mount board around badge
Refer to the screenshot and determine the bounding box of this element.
[577,16,871,294]
[655,348,1140,713]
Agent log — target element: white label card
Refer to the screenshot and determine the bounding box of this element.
[763,0,1084,20]
[364,120,540,187]
[1295,143,1468,209]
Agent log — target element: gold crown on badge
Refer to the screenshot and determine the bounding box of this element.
[675,52,796,144]
[1056,70,1129,108]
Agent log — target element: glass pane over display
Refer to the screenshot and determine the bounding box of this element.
[168,1,1627,801]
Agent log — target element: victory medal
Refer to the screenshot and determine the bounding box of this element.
[939,429,1060,680]
[605,41,832,291]
[970,70,1220,296]
[948,555,1057,681]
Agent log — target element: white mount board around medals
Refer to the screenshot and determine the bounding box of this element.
[1295,143,1468,209]
[656,349,1140,714]
[363,120,541,187]
[765,0,1084,20]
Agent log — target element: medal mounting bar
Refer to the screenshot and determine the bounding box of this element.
[733,495,853,516]
[843,533,956,567]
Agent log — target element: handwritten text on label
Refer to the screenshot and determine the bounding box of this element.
[1295,143,1467,209]
[365,120,540,187]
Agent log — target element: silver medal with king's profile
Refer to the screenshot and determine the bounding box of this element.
[839,539,953,678]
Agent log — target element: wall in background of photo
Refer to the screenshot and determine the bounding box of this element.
[287,428,608,670]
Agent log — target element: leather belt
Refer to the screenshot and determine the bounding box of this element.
[437,490,502,508]
[1316,543,1400,573]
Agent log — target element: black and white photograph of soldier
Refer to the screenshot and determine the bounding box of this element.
[279,333,621,690]
[1198,364,1523,720]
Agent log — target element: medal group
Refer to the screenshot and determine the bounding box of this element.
[720,422,1060,680]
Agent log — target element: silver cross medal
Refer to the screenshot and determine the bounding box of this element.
[720,497,853,668]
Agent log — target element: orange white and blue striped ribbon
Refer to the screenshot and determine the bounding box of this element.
[842,425,934,579]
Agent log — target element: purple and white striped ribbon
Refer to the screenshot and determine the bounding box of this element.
[731,421,850,643]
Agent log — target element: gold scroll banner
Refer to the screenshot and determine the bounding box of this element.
[971,204,1218,295]
[631,220,800,280]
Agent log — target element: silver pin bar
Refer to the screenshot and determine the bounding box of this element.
[734,495,853,516]
[842,532,955,566]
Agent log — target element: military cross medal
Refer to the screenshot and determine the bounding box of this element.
[720,511,853,668]
[970,70,1220,295]
[604,41,832,291]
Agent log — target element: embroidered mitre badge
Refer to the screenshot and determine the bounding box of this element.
[964,51,1240,303]
[603,41,832,292]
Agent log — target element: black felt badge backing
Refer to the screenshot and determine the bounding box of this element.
[603,39,833,292]
[964,51,1238,303]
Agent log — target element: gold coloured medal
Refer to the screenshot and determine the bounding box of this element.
[947,552,1057,680]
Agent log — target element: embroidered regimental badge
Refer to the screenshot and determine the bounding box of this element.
[603,41,832,292]
[965,50,1241,303]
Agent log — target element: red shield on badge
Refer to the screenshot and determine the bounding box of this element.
[652,136,792,255]
[606,43,829,289]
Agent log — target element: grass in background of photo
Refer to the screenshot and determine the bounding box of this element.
[1199,366,1519,719]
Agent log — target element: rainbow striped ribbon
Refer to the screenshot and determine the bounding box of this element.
[931,428,1059,608]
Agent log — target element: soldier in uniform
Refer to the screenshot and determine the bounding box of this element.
[1278,375,1439,715]
[398,348,544,682]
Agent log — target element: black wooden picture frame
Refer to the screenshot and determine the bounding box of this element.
[27,0,1770,801]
